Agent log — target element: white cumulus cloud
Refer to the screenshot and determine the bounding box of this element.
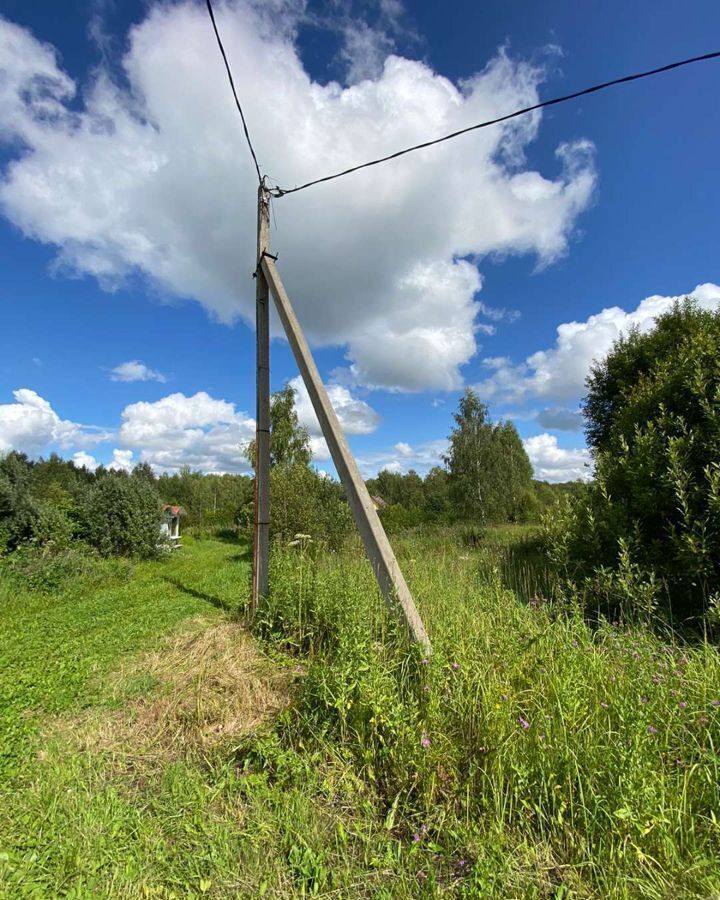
[110,360,167,383]
[476,283,720,406]
[523,433,592,483]
[117,391,255,473]
[108,448,134,472]
[0,4,595,391]
[0,389,108,456]
[289,374,381,460]
[72,450,98,471]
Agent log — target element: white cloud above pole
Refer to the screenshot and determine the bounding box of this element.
[0,3,595,391]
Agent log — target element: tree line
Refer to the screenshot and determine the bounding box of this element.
[0,382,578,560]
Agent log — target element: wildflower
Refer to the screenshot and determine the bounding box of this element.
[640,697,648,705]
[421,732,431,749]
[423,684,430,693]
[572,640,579,648]
[413,833,421,843]
[679,701,688,710]
[451,661,460,671]
[711,700,720,708]
[652,675,662,684]
[518,716,531,730]
[601,701,609,709]
[421,658,429,666]
[647,725,658,735]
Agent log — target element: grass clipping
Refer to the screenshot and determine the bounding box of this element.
[57,617,290,767]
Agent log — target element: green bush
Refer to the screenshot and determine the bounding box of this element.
[0,455,40,551]
[545,300,720,626]
[0,543,133,594]
[270,464,352,552]
[84,473,162,558]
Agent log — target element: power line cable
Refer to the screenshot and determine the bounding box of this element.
[271,50,720,198]
[205,0,263,185]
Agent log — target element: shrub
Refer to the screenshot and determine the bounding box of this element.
[545,300,720,626]
[0,456,40,551]
[270,464,352,552]
[84,472,162,558]
[0,543,132,594]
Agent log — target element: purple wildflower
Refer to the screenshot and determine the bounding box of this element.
[451,661,460,671]
[413,833,421,843]
[421,658,429,666]
[679,702,688,710]
[421,732,431,749]
[647,725,658,735]
[518,716,531,730]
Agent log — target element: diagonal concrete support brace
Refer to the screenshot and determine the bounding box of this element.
[261,255,431,653]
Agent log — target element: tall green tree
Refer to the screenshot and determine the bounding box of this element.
[498,421,534,522]
[445,389,533,524]
[245,383,312,470]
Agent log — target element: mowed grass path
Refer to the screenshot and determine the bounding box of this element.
[0,538,266,897]
[0,539,247,779]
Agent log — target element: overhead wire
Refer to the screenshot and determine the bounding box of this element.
[269,50,720,198]
[205,0,263,185]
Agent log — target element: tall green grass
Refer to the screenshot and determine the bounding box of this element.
[247,528,720,897]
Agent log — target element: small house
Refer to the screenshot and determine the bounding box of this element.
[160,505,185,543]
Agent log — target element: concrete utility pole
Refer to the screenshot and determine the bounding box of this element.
[252,184,271,612]
[261,254,431,654]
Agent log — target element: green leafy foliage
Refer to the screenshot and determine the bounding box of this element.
[246,383,312,470]
[84,471,163,558]
[445,388,534,524]
[546,299,720,624]
[270,463,352,551]
[157,466,253,530]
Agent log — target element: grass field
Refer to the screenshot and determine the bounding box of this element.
[1,530,719,897]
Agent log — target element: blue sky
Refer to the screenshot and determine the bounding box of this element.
[1,0,719,481]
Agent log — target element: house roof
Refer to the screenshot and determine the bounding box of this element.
[162,504,185,516]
